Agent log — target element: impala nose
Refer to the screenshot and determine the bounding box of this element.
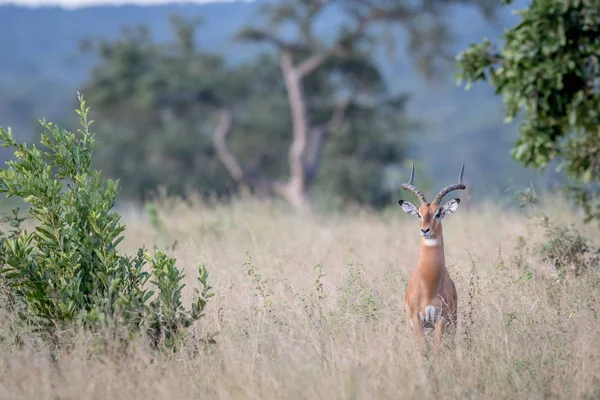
[421,228,431,237]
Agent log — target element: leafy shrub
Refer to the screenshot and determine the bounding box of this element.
[536,215,600,279]
[0,94,213,348]
[518,186,599,280]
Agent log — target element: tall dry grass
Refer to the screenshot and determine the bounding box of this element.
[0,195,599,399]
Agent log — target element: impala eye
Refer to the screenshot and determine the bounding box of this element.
[434,211,442,219]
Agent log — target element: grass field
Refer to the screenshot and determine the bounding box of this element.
[0,194,599,399]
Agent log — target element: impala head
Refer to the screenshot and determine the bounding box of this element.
[398,162,466,240]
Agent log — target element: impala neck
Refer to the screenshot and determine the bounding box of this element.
[417,226,446,274]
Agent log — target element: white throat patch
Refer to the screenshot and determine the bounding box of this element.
[422,238,439,247]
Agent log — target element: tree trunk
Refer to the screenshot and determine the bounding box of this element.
[212,45,346,211]
[279,51,312,210]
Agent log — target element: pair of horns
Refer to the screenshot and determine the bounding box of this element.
[401,162,466,205]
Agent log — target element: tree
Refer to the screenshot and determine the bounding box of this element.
[214,0,498,210]
[80,0,497,211]
[79,15,409,209]
[456,0,600,221]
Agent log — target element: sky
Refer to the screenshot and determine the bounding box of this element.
[0,0,250,8]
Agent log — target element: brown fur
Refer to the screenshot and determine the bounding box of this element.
[402,201,459,357]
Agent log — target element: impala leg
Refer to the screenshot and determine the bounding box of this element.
[433,317,444,357]
[412,316,425,356]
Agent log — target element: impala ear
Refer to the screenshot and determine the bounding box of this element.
[398,200,419,217]
[440,198,460,219]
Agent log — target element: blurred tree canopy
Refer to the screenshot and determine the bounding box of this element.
[457,0,600,221]
[80,0,497,210]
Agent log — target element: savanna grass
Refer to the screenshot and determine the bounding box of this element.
[0,195,598,399]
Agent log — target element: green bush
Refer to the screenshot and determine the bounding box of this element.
[0,94,213,348]
[536,215,599,280]
[518,187,599,280]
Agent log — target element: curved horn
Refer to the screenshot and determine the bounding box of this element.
[432,162,466,205]
[401,162,427,204]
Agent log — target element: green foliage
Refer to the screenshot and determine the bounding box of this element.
[79,18,241,201]
[517,186,599,281]
[0,94,213,348]
[316,96,410,208]
[145,252,213,348]
[536,215,599,280]
[457,0,600,220]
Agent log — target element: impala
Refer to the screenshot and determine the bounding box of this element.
[398,162,466,356]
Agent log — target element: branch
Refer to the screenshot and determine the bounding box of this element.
[236,27,308,52]
[488,54,503,64]
[296,52,329,77]
[296,6,411,78]
[294,12,375,77]
[212,108,245,182]
[212,108,283,198]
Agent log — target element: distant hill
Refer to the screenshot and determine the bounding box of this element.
[0,2,261,133]
[0,0,560,199]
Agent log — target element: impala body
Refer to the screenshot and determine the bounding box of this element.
[399,163,465,356]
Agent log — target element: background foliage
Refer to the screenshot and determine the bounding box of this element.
[80,14,409,207]
[0,0,559,209]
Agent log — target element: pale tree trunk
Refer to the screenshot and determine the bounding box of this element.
[211,51,347,212]
[211,108,250,197]
[274,51,316,210]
